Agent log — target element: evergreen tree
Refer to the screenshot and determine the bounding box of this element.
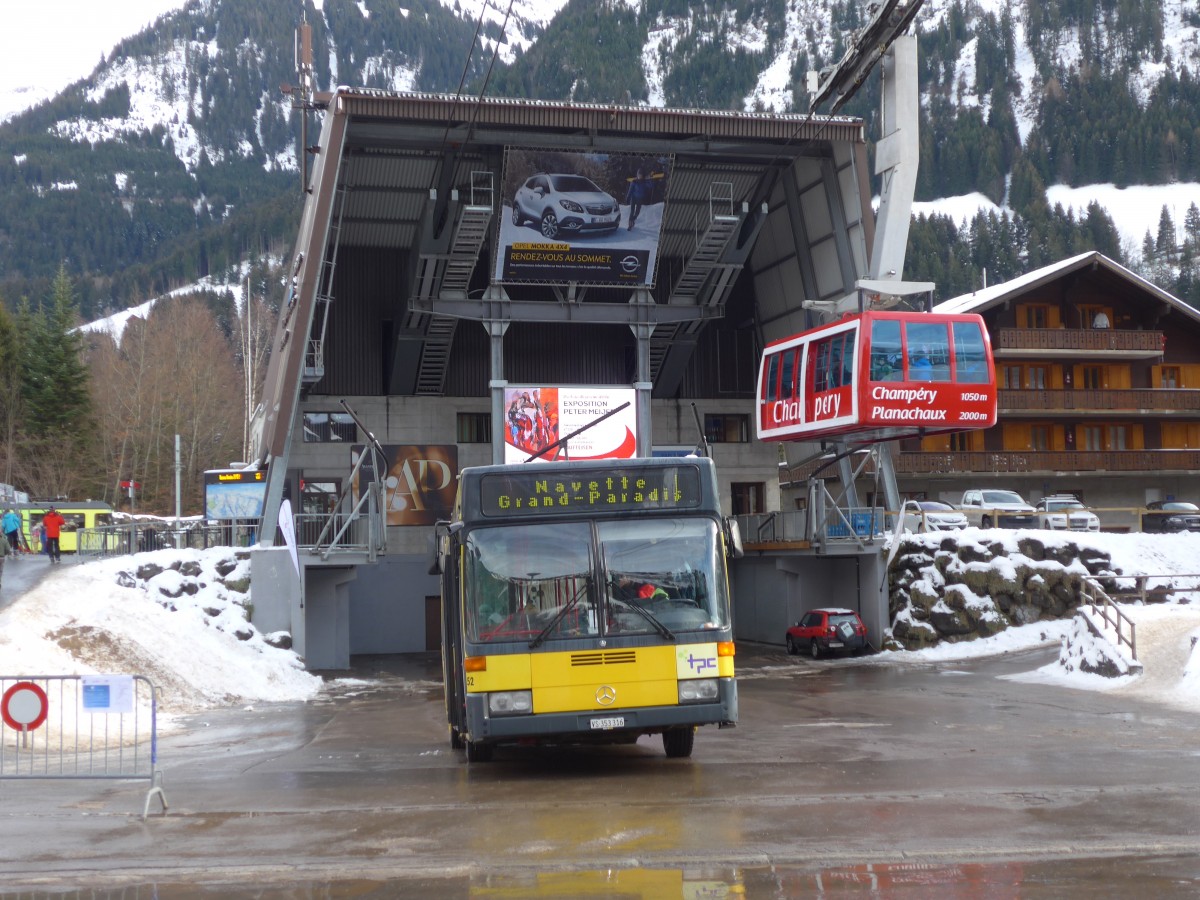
[0,296,20,486]
[16,266,96,499]
[1184,202,1200,248]
[1156,205,1177,256]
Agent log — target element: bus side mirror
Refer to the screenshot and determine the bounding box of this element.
[429,519,464,575]
[725,518,744,559]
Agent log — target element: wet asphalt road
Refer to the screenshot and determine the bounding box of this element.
[2,589,1200,895]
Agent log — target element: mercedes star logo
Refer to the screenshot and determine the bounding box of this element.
[596,685,617,706]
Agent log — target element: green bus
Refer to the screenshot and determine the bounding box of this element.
[13,502,114,554]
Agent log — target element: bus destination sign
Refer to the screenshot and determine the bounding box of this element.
[480,465,703,517]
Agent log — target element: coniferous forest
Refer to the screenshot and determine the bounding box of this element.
[1,0,1198,311]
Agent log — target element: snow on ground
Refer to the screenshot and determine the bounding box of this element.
[878,530,1200,714]
[1,534,1198,724]
[0,548,323,725]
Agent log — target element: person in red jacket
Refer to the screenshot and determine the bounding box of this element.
[42,507,66,563]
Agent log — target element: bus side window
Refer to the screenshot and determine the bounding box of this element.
[953,321,990,384]
[906,321,952,383]
[841,331,855,386]
[780,350,796,399]
[870,319,902,381]
[812,338,832,392]
[764,353,780,401]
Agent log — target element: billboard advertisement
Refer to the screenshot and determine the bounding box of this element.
[495,149,672,287]
[204,469,267,520]
[352,444,458,526]
[503,386,637,464]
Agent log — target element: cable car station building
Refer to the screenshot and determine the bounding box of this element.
[249,57,920,668]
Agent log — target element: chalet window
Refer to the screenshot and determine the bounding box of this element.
[1022,305,1050,328]
[1081,366,1104,390]
[1161,366,1181,389]
[1108,425,1128,450]
[705,414,749,443]
[1082,426,1103,451]
[1080,305,1111,329]
[456,412,491,443]
[1031,425,1050,451]
[302,412,357,443]
[300,479,339,515]
[1028,366,1048,390]
[949,432,975,452]
[730,482,764,516]
[1002,365,1023,389]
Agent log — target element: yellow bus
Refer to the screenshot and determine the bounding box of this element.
[433,457,742,763]
[14,502,114,554]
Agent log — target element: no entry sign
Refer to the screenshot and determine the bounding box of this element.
[2,681,48,731]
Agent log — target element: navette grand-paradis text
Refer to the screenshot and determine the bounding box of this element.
[494,475,685,509]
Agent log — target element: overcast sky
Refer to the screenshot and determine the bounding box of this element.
[0,0,187,121]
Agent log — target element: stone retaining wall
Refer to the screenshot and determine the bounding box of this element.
[885,535,1117,651]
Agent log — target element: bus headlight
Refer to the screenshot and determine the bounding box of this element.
[487,690,533,716]
[678,679,719,703]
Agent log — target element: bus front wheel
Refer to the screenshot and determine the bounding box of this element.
[465,740,494,763]
[663,727,695,758]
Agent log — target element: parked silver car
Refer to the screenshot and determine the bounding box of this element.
[1035,495,1100,532]
[899,500,969,533]
[511,173,621,238]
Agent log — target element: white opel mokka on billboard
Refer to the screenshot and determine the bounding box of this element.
[511,173,622,239]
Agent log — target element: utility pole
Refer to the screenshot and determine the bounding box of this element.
[280,12,322,193]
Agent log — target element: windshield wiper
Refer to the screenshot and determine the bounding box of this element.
[529,582,590,649]
[621,598,676,641]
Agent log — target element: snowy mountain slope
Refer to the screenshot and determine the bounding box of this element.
[1,0,1198,308]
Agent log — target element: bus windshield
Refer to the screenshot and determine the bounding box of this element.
[464,517,729,644]
[600,518,729,636]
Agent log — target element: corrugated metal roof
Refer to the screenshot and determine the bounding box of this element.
[333,88,864,145]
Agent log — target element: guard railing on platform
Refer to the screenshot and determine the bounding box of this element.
[78,520,260,561]
[0,674,167,820]
[1079,578,1137,661]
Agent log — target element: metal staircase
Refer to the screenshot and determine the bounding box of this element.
[649,183,741,381]
[411,173,493,395]
[304,165,351,385]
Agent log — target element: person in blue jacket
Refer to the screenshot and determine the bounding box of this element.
[625,168,653,231]
[2,508,20,553]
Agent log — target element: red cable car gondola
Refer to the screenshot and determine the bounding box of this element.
[756,310,997,444]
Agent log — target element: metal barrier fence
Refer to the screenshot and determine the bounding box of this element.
[78,520,259,561]
[0,674,168,820]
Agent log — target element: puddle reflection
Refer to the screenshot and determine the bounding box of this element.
[4,856,1199,898]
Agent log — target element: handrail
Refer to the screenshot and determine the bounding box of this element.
[1106,574,1200,603]
[755,512,778,541]
[1079,577,1137,661]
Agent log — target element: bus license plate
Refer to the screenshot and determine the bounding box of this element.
[829,641,844,648]
[590,716,624,730]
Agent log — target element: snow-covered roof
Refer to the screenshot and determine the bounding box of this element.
[934,251,1200,326]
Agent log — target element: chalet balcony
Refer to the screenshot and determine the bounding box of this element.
[998,388,1200,414]
[780,449,1200,484]
[896,450,1200,475]
[992,327,1165,359]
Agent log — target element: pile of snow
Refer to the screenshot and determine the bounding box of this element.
[0,548,322,716]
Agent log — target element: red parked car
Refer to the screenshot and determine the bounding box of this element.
[786,608,868,659]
